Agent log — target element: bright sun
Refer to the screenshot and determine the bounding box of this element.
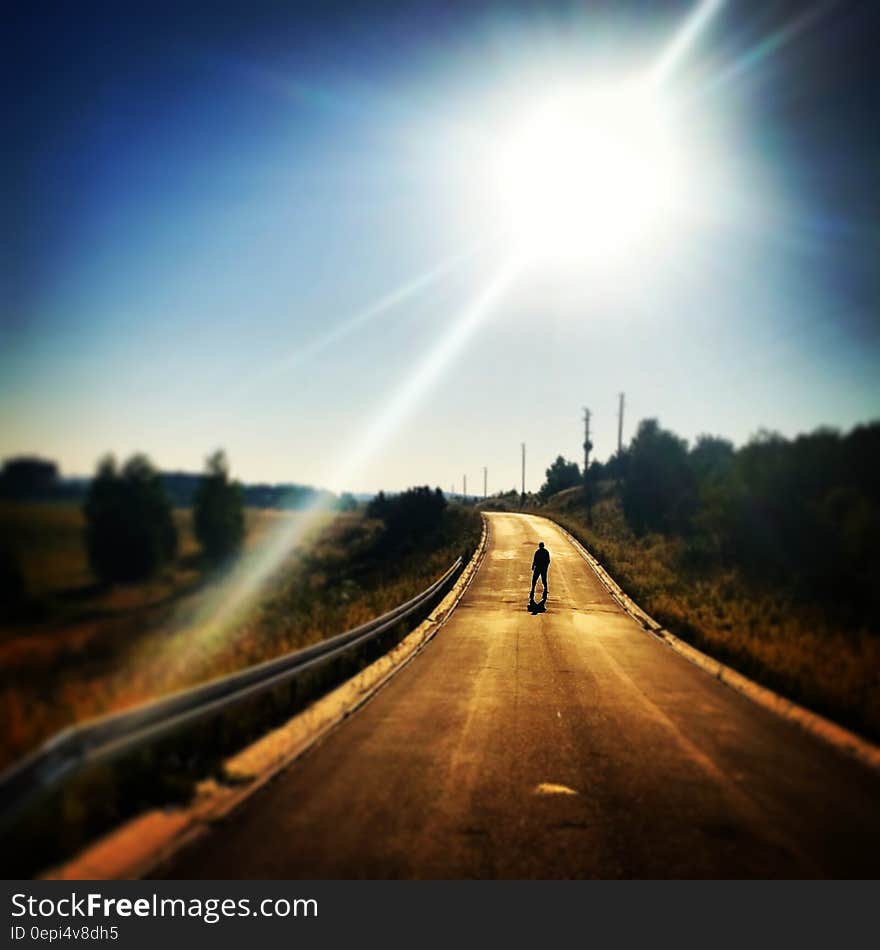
[493,83,683,262]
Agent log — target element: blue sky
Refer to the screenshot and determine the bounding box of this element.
[4,1,878,494]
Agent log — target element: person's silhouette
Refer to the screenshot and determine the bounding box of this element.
[530,541,550,603]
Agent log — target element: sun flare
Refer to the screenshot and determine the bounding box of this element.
[492,83,683,262]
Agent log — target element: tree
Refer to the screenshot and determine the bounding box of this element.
[337,492,358,512]
[539,456,581,500]
[622,419,696,534]
[193,450,245,565]
[84,454,178,583]
[366,490,390,520]
[0,456,58,498]
[689,435,735,483]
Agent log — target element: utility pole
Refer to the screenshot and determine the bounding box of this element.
[483,466,487,499]
[463,474,467,500]
[617,392,625,455]
[521,443,526,501]
[582,407,592,475]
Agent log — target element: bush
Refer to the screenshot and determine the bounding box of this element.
[367,487,447,548]
[540,456,581,500]
[193,450,245,565]
[84,455,178,583]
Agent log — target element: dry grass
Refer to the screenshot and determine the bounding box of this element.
[548,496,880,742]
[0,501,480,771]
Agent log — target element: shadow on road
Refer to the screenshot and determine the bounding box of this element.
[527,596,547,615]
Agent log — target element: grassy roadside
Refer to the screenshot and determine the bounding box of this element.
[542,493,880,743]
[1,499,481,877]
[0,501,481,771]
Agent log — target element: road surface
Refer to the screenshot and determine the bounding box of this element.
[158,512,880,878]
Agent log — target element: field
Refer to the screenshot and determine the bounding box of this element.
[0,500,481,771]
[544,492,880,742]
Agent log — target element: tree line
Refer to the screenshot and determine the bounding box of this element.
[539,419,880,617]
[0,456,350,511]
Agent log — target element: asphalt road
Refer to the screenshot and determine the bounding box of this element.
[158,512,880,878]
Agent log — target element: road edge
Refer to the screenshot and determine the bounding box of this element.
[541,514,880,774]
[44,516,491,880]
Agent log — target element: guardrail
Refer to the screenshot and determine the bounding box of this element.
[0,556,463,828]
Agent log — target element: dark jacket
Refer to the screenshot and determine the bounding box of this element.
[532,547,550,571]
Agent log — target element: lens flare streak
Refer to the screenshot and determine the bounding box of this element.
[648,0,726,87]
[691,1,836,102]
[233,247,480,398]
[325,259,519,494]
[161,259,518,663]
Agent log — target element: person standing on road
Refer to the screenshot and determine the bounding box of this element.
[530,541,550,602]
